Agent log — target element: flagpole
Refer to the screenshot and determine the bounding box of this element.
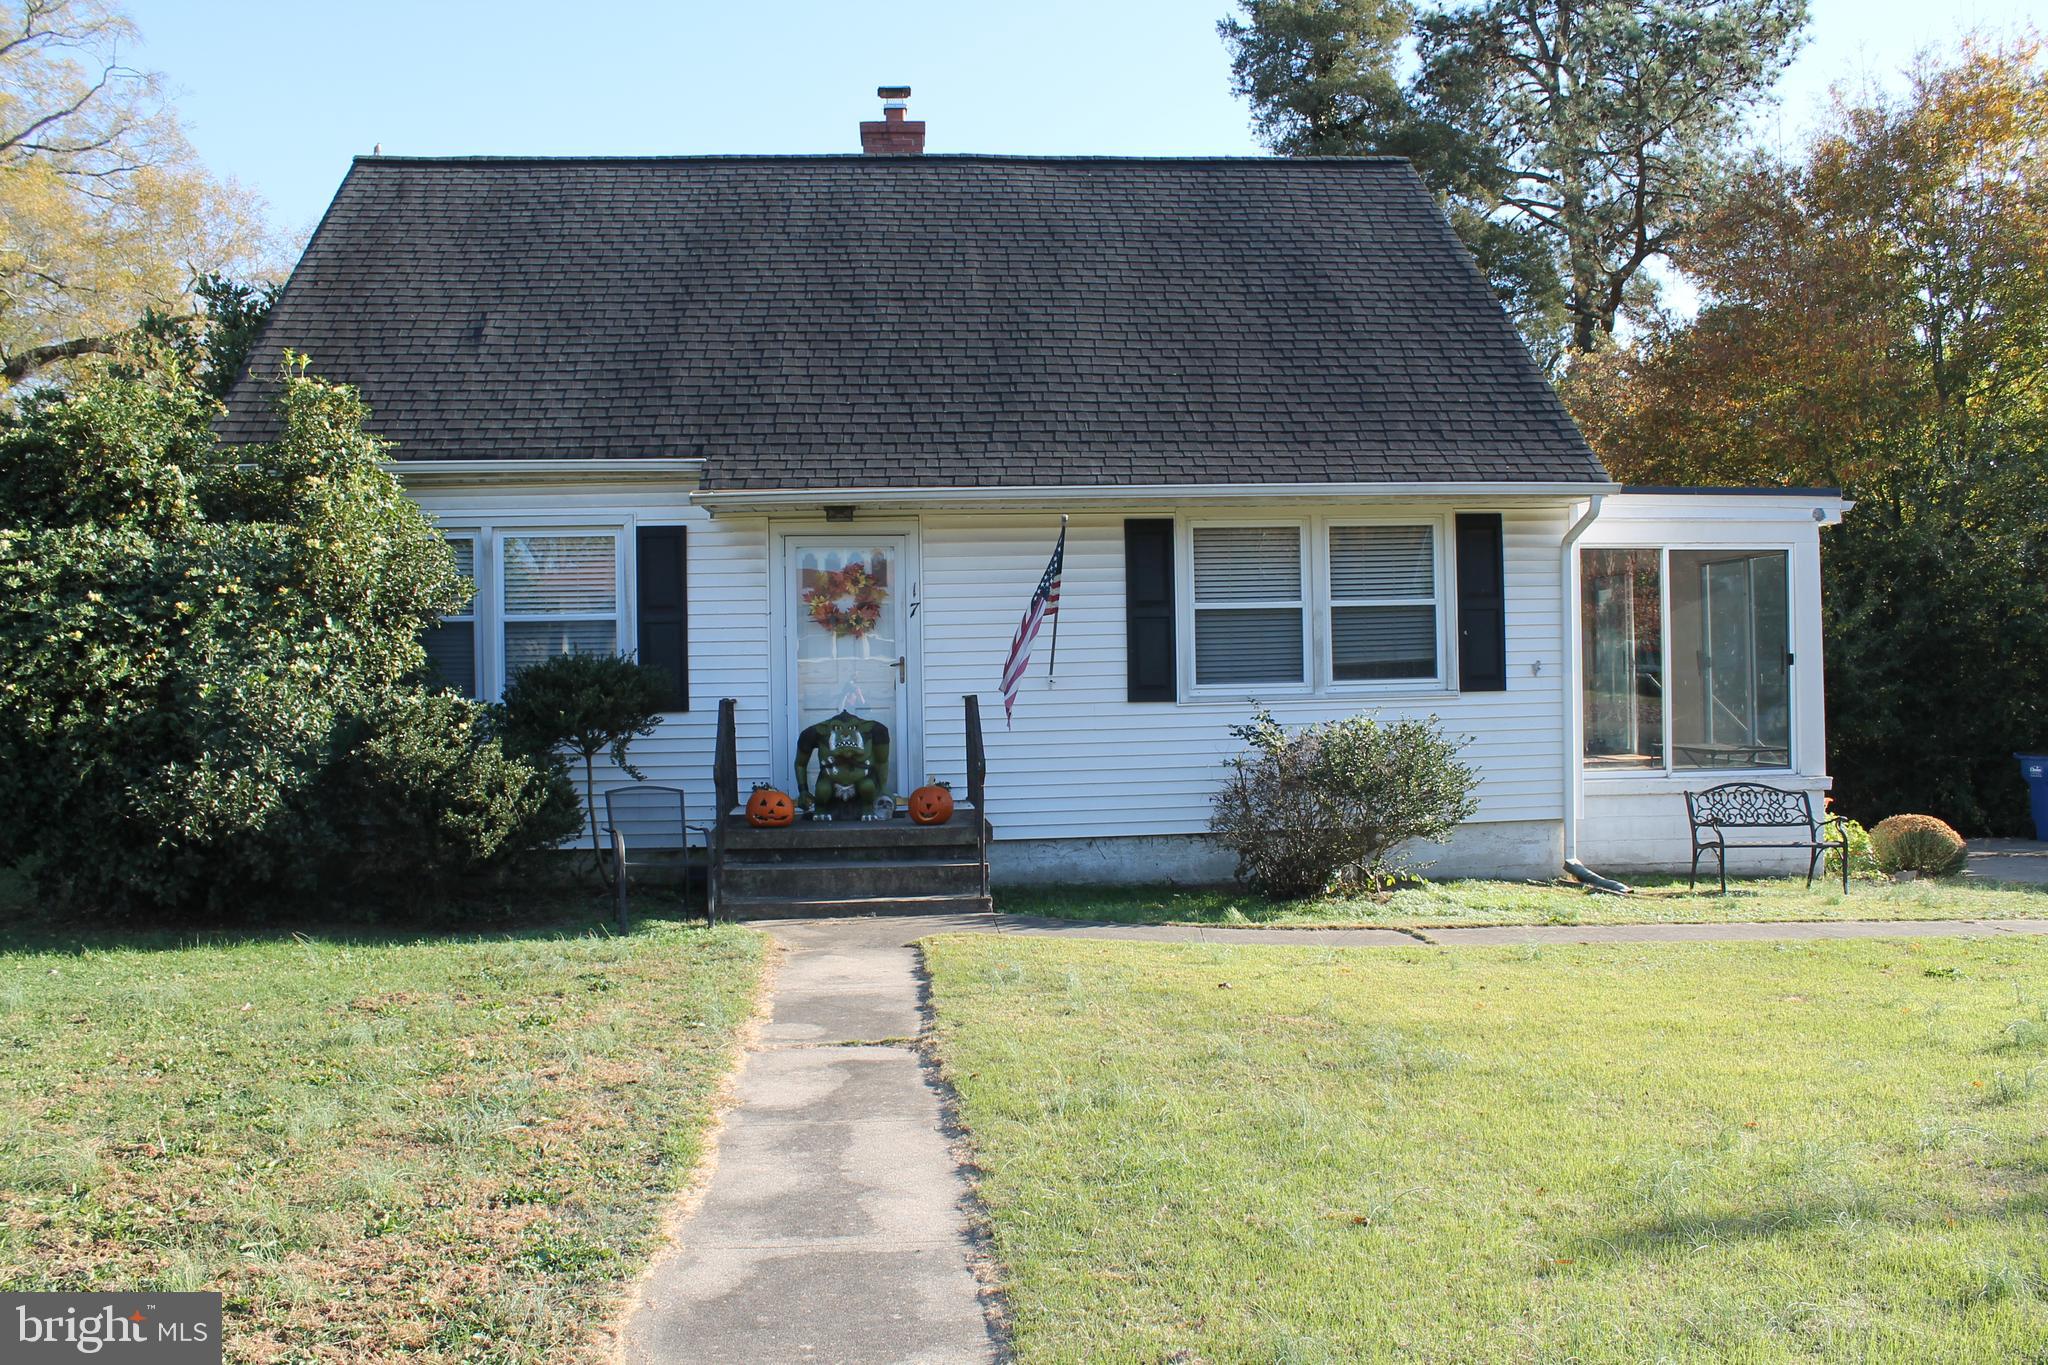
[1047,515,1068,681]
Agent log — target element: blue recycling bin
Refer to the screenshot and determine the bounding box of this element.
[2019,753,2048,841]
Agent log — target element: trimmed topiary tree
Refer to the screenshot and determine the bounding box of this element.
[0,348,576,915]
[1210,708,1479,900]
[1868,814,1969,878]
[496,651,671,883]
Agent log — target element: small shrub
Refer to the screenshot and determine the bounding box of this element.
[1210,708,1479,900]
[312,688,581,893]
[497,652,671,882]
[1869,813,1969,878]
[1826,812,1877,881]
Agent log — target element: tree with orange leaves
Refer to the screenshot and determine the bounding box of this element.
[1564,38,2048,833]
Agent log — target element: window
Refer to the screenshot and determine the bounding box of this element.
[1581,549,1663,768]
[1581,546,1792,772]
[422,534,478,697]
[1191,525,1306,686]
[1329,524,1438,681]
[1670,550,1790,769]
[501,533,622,680]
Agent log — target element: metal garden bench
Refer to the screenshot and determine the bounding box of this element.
[1683,782,1848,894]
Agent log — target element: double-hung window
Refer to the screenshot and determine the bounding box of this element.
[1328,524,1438,682]
[500,532,625,680]
[1191,525,1307,686]
[423,534,479,698]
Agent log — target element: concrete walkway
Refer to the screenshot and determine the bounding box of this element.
[984,911,2048,947]
[621,906,2048,1363]
[1969,838,2048,885]
[620,917,1000,1365]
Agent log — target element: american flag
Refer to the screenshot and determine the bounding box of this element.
[1000,521,1066,726]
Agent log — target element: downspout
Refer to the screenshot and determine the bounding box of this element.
[1559,494,1627,892]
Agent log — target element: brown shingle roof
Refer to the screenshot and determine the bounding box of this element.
[218,154,1608,489]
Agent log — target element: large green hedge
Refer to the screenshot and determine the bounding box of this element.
[0,353,576,914]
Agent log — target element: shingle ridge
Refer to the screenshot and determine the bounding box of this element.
[349,152,1416,168]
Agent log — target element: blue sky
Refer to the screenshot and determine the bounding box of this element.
[131,0,2042,242]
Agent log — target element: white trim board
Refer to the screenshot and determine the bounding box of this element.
[693,480,1621,512]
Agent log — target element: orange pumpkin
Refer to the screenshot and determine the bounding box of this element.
[908,783,954,826]
[746,787,796,828]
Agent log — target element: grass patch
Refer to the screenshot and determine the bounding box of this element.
[926,933,2048,1362]
[0,897,763,1362]
[997,872,2048,928]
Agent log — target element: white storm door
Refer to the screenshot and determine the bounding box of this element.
[782,536,911,797]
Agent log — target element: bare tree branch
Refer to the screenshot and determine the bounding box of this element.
[1,330,124,383]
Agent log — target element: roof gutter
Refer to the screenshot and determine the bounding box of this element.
[690,479,1621,511]
[388,458,705,487]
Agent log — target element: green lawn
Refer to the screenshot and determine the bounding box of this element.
[926,933,2048,1362]
[996,873,2048,929]
[0,903,763,1363]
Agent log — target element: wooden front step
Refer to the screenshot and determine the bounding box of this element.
[721,807,981,851]
[723,856,985,900]
[713,804,989,918]
[723,892,993,920]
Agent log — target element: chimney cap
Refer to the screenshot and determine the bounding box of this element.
[877,85,912,100]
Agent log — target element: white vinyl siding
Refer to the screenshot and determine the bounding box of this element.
[921,507,1572,840]
[422,533,478,697]
[1328,523,1439,683]
[1190,525,1307,687]
[392,484,1834,872]
[408,491,769,847]
[500,533,623,679]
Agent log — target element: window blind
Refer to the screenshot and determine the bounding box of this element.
[500,533,620,682]
[1328,525,1439,683]
[1332,606,1436,680]
[1195,608,1306,685]
[505,621,619,672]
[422,623,476,696]
[447,537,476,614]
[503,535,616,615]
[1191,525,1305,686]
[421,535,477,697]
[1192,526,1302,602]
[1330,525,1433,598]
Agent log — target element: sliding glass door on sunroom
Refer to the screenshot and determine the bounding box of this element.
[1670,550,1790,770]
[1580,545,1794,774]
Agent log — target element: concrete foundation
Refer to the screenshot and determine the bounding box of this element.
[987,819,1566,886]
[1578,785,1824,876]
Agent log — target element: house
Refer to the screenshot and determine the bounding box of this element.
[219,92,1845,885]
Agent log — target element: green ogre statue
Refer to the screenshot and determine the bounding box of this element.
[794,710,891,821]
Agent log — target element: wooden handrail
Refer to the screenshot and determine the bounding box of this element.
[713,697,738,817]
[710,697,737,922]
[965,693,986,816]
[964,694,989,904]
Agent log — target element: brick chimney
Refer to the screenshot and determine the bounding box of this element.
[860,86,925,155]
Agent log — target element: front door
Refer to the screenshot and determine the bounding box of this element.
[782,536,912,804]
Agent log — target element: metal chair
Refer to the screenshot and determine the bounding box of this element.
[602,784,712,927]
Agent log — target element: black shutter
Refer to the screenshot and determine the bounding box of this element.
[1455,513,1507,692]
[1124,519,1176,702]
[636,527,688,711]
